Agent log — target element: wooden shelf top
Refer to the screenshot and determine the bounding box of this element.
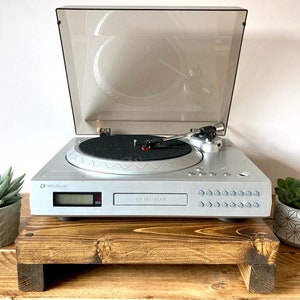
[1,194,300,299]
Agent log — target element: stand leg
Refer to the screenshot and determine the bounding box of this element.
[238,263,276,293]
[17,264,44,292]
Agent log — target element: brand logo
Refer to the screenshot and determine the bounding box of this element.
[40,183,69,189]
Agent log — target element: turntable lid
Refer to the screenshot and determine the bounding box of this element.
[56,6,247,135]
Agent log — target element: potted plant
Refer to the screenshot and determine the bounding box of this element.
[274,177,300,247]
[0,167,25,247]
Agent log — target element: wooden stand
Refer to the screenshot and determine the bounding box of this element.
[16,216,279,293]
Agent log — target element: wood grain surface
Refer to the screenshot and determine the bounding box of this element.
[16,216,278,265]
[1,194,300,299]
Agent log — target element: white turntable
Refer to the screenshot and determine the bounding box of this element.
[30,6,272,218]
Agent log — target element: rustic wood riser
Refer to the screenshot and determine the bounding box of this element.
[16,215,279,293]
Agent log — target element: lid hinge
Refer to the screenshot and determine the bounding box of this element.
[97,128,111,137]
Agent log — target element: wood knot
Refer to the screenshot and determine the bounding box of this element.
[245,231,279,265]
[211,281,226,290]
[95,238,111,262]
[254,232,267,240]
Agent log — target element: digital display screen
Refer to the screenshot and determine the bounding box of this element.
[53,193,102,207]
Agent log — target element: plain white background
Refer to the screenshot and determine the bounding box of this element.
[0,0,299,192]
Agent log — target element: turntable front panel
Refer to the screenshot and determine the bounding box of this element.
[30,138,272,218]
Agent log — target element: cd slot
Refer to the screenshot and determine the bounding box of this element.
[114,193,188,206]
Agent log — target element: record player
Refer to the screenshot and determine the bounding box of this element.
[30,6,272,218]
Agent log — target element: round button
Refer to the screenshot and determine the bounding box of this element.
[198,190,205,196]
[246,191,252,196]
[198,201,205,207]
[253,191,260,196]
[206,190,213,196]
[206,202,212,207]
[214,190,221,196]
[245,202,251,208]
[237,202,244,208]
[222,202,228,207]
[214,202,220,207]
[253,202,260,208]
[198,172,206,176]
[230,190,237,196]
[229,202,236,207]
[222,190,229,196]
[209,172,217,176]
[238,191,244,196]
[189,171,196,176]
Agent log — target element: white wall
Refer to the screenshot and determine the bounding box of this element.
[1,0,299,192]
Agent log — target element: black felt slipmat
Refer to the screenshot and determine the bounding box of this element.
[79,135,192,161]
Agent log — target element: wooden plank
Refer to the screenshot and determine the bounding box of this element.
[238,263,276,293]
[0,248,300,298]
[0,258,300,300]
[237,227,279,292]
[17,264,44,292]
[16,216,279,293]
[16,217,278,266]
[2,194,299,299]
[1,262,298,300]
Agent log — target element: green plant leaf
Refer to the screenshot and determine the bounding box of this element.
[0,168,25,208]
[1,195,22,207]
[1,186,22,201]
[0,167,13,199]
[275,177,300,208]
[6,173,25,194]
[0,167,12,184]
[277,178,285,188]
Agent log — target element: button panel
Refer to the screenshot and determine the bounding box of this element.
[196,189,261,209]
[187,168,232,177]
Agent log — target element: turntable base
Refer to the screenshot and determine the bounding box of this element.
[16,214,279,293]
